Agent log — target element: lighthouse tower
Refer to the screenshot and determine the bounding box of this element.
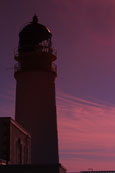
[14,16,59,165]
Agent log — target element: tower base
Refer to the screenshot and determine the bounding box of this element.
[0,164,66,173]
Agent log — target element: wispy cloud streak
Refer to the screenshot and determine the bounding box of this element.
[56,90,115,171]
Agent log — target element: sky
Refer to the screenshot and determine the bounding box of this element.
[1,0,115,172]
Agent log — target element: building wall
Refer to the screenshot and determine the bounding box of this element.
[9,118,31,164]
[0,117,31,164]
[0,117,10,163]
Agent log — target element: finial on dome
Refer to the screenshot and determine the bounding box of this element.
[32,15,38,23]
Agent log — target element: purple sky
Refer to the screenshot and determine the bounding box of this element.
[1,0,115,171]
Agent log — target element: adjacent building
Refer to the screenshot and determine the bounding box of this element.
[0,117,31,164]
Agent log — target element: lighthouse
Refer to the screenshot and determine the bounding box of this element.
[14,16,59,165]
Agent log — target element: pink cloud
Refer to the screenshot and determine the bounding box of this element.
[56,90,115,171]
